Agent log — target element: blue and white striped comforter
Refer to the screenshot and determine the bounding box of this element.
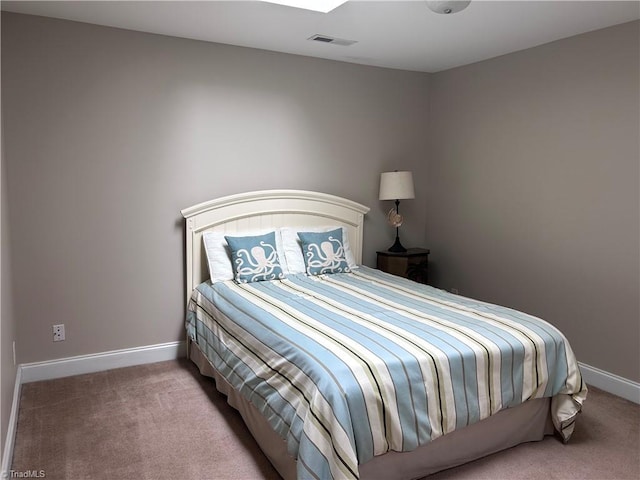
[186,266,587,480]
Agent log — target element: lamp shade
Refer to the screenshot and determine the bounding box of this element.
[379,171,415,200]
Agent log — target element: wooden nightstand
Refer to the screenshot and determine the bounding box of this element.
[376,248,430,284]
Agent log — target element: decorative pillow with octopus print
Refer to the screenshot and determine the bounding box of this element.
[297,228,350,276]
[224,232,285,283]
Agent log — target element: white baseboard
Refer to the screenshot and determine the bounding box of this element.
[20,340,186,384]
[1,366,22,478]
[579,362,639,404]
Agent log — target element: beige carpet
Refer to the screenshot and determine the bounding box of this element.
[11,358,639,480]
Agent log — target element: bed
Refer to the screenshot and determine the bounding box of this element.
[181,189,587,480]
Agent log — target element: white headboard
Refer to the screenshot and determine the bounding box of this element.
[180,190,370,298]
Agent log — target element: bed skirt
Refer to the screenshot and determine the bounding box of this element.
[189,338,554,480]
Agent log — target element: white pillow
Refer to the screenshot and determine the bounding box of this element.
[281,226,357,274]
[203,229,289,283]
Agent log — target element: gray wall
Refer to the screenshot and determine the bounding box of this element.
[1,13,429,364]
[1,85,18,465]
[1,12,638,388]
[427,21,639,382]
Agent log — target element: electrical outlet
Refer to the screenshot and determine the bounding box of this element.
[53,324,65,342]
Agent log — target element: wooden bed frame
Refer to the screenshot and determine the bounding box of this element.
[181,189,553,480]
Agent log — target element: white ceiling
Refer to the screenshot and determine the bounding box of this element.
[2,0,639,72]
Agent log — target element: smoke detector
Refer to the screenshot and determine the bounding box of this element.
[425,1,471,15]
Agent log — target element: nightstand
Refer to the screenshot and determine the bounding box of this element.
[376,248,430,284]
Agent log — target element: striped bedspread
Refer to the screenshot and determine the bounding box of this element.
[186,266,587,480]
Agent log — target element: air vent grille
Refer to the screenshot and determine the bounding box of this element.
[308,34,357,47]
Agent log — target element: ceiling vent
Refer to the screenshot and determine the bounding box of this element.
[308,34,357,47]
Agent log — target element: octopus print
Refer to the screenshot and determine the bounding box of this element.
[234,241,282,282]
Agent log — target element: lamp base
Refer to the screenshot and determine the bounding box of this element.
[387,236,407,253]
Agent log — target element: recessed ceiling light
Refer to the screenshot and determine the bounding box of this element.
[260,1,349,14]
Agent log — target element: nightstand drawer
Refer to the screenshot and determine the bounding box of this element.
[376,248,430,284]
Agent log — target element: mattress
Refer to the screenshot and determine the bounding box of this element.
[186,266,587,480]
